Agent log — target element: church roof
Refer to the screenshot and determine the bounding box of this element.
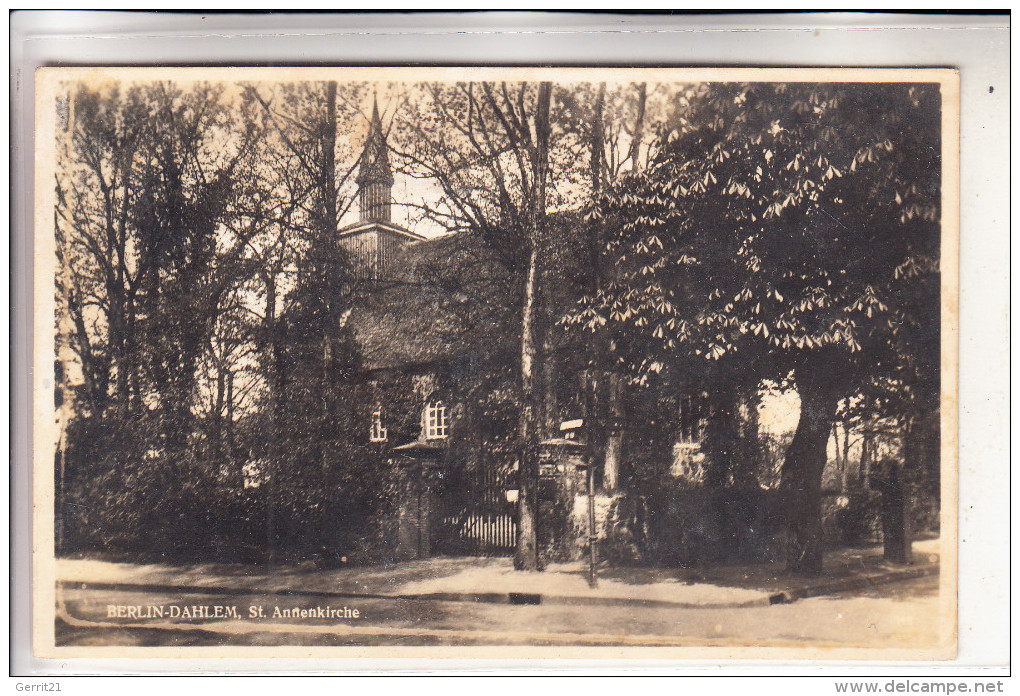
[348,211,590,374]
[348,233,517,372]
[337,219,427,242]
[355,99,393,186]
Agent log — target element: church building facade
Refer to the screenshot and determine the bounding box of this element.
[341,102,523,559]
[339,101,715,563]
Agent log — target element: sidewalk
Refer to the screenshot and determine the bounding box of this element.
[57,538,941,609]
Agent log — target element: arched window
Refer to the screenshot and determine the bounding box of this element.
[369,409,387,443]
[423,400,449,440]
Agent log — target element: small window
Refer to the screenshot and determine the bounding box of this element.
[370,409,388,442]
[424,400,449,440]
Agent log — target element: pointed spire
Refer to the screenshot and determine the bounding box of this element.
[357,96,393,186]
[370,94,382,129]
[357,95,394,223]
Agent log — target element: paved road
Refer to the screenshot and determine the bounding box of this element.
[55,575,942,648]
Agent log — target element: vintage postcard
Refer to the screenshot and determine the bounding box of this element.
[32,66,958,660]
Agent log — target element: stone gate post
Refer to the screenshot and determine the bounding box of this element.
[391,441,444,561]
[537,437,586,563]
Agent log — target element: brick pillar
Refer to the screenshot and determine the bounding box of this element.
[393,457,438,561]
[537,439,586,563]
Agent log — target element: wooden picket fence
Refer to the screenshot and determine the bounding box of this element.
[434,461,517,557]
[436,511,517,557]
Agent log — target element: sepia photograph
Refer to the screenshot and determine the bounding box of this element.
[33,66,958,658]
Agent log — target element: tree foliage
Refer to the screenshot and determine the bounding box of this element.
[54,78,943,573]
[56,80,386,562]
[566,82,942,572]
[572,82,939,374]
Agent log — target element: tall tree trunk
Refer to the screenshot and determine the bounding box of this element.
[626,82,647,171]
[113,151,134,417]
[831,422,843,492]
[213,368,225,468]
[898,410,938,541]
[541,329,558,437]
[514,81,552,571]
[125,302,139,414]
[322,81,338,236]
[840,420,848,489]
[514,235,542,570]
[860,432,872,491]
[264,270,282,564]
[586,82,620,493]
[904,408,940,516]
[598,83,648,491]
[108,274,133,424]
[226,370,235,459]
[56,232,79,554]
[780,352,843,575]
[602,373,624,492]
[320,80,338,476]
[590,83,606,192]
[840,420,853,494]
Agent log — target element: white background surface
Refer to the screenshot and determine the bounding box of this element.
[9,10,1011,680]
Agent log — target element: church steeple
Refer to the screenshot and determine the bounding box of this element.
[356,97,394,223]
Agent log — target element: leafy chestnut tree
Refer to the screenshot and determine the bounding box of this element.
[568,82,942,573]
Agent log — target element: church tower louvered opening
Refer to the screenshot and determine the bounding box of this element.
[356,98,394,223]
